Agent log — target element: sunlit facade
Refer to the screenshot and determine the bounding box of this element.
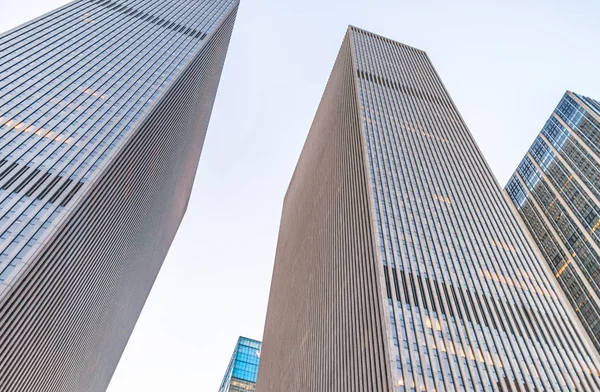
[218,337,261,392]
[257,27,600,392]
[0,0,238,390]
[506,91,600,354]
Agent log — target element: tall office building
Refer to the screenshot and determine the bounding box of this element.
[0,0,238,390]
[506,91,600,354]
[257,27,600,392]
[218,337,262,392]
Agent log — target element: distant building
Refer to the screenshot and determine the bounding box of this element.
[0,0,239,390]
[219,337,261,392]
[506,91,600,353]
[257,27,600,391]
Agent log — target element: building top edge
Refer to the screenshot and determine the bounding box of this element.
[347,25,427,54]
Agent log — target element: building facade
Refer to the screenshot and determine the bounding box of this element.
[257,27,600,392]
[0,0,238,390]
[218,337,262,392]
[506,91,600,354]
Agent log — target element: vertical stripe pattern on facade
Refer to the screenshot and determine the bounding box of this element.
[506,91,600,354]
[258,27,600,392]
[0,1,238,391]
[353,27,600,392]
[256,31,394,392]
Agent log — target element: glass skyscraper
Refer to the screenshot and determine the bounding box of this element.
[258,27,600,392]
[0,0,238,390]
[506,91,600,354]
[218,337,261,392]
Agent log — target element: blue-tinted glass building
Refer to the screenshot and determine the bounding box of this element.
[506,91,600,354]
[218,337,261,392]
[0,0,238,390]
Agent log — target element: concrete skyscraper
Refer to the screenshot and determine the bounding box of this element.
[506,91,600,354]
[0,0,238,390]
[218,337,262,392]
[257,27,600,391]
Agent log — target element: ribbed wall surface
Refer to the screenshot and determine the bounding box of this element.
[257,32,394,392]
[258,27,600,392]
[353,29,600,392]
[506,91,600,354]
[0,1,238,390]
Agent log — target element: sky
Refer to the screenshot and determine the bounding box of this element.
[1,0,599,390]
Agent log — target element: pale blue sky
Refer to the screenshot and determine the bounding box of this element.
[1,0,600,390]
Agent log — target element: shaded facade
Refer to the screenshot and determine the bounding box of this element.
[0,0,238,390]
[506,91,600,354]
[218,337,262,392]
[257,27,600,392]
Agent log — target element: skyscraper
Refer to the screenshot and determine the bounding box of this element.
[506,91,600,354]
[257,27,600,392]
[0,0,238,390]
[218,337,262,392]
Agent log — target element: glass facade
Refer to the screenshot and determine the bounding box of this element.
[218,337,262,392]
[351,32,600,392]
[258,27,600,392]
[506,91,600,354]
[0,1,238,390]
[0,0,238,289]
